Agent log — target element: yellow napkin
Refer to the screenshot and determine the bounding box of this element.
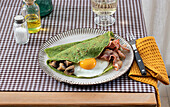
[128,36,169,107]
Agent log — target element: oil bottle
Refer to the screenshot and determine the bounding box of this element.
[22,0,41,33]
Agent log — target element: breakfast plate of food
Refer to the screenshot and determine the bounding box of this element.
[38,28,134,85]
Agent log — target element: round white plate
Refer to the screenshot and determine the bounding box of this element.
[38,28,134,85]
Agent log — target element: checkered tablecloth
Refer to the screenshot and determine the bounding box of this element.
[0,0,155,92]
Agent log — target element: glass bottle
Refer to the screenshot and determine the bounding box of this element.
[22,0,41,33]
[35,0,53,17]
[13,15,29,44]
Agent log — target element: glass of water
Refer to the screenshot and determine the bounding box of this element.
[91,0,118,26]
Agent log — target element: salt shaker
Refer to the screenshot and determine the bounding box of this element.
[13,15,29,44]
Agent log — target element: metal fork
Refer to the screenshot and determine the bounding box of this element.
[127,33,147,76]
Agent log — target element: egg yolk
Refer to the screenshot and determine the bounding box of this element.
[79,58,96,70]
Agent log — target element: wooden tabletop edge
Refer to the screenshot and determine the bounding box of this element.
[0,92,157,106]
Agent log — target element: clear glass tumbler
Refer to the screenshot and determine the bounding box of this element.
[91,0,118,26]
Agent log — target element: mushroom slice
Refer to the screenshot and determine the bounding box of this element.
[64,65,74,75]
[57,63,66,71]
[49,61,58,68]
[64,60,72,66]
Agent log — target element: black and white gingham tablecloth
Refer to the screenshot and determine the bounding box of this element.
[0,0,155,92]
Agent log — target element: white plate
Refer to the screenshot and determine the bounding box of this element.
[38,28,134,85]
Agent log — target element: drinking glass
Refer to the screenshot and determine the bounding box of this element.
[91,0,118,26]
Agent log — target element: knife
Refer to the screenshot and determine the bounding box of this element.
[127,33,147,75]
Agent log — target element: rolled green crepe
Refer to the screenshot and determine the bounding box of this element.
[44,31,114,78]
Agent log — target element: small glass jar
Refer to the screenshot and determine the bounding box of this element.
[22,0,41,33]
[13,15,29,44]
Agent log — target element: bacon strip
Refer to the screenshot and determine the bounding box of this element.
[99,38,129,71]
[107,39,130,52]
[117,50,126,59]
[120,44,130,51]
[106,41,116,49]
[112,39,120,50]
[113,60,123,71]
[100,49,114,61]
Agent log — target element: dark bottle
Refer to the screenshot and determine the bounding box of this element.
[35,0,53,17]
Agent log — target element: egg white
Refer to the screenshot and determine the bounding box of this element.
[74,59,109,77]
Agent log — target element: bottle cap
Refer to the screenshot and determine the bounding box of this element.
[14,15,25,24]
[23,0,35,5]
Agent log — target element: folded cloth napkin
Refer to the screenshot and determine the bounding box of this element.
[128,36,169,107]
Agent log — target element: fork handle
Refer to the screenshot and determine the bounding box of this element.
[134,49,147,75]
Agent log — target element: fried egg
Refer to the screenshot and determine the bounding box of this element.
[74,58,109,77]
[79,58,96,70]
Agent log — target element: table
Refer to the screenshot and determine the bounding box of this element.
[0,0,157,106]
